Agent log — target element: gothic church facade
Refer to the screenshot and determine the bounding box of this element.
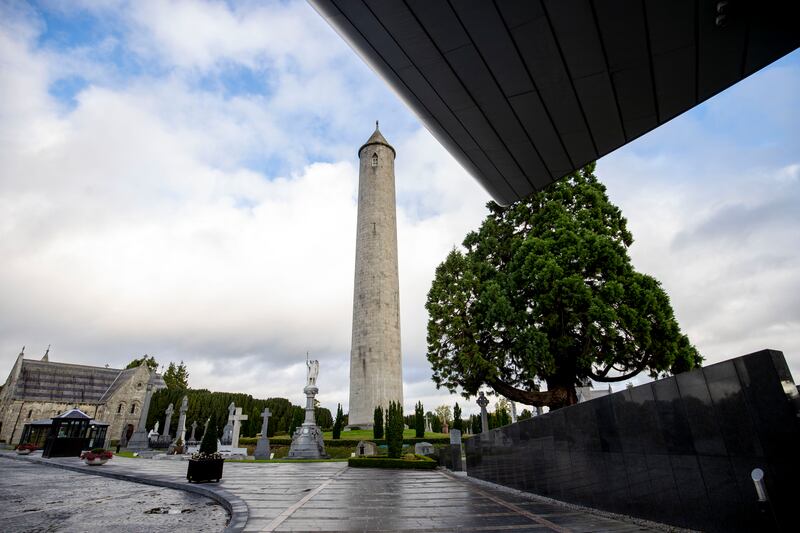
[0,348,165,446]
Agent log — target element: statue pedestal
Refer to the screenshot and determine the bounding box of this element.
[287,385,328,459]
[125,430,150,451]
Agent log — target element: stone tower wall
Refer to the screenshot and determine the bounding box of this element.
[348,134,403,426]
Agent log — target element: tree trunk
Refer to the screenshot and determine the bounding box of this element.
[486,377,577,410]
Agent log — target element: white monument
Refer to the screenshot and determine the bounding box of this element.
[218,403,248,458]
[287,356,328,459]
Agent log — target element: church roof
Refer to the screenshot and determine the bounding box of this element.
[11,359,164,404]
[358,122,395,158]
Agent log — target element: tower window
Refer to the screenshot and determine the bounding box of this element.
[117,404,123,414]
[130,404,137,414]
[371,154,378,167]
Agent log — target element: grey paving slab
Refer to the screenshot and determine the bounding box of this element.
[0,457,227,532]
[1,452,662,532]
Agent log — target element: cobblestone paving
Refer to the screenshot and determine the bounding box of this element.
[1,453,660,532]
[0,458,228,532]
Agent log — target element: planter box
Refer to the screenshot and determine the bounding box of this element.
[15,449,32,455]
[187,458,224,483]
[83,457,109,466]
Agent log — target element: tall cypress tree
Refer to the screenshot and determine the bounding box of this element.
[332,403,344,440]
[386,401,403,458]
[373,406,384,440]
[453,402,463,432]
[414,401,425,438]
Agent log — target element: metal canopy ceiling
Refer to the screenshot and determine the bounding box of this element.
[309,0,800,205]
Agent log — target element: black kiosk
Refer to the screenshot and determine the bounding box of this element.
[41,408,109,458]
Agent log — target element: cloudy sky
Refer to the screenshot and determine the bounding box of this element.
[1,1,798,417]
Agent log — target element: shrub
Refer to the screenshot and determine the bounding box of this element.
[81,449,113,460]
[332,403,344,440]
[373,406,384,440]
[386,401,404,458]
[16,443,36,451]
[414,401,425,438]
[348,454,436,470]
[199,424,218,455]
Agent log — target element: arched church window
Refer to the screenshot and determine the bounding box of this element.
[117,403,123,414]
[371,153,378,167]
[27,409,33,418]
[130,403,137,415]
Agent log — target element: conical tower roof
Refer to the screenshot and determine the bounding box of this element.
[358,121,395,158]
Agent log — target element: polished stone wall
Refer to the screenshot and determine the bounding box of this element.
[465,350,800,532]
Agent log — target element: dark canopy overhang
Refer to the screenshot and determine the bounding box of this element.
[309,0,800,205]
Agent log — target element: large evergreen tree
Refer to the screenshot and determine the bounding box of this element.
[426,164,701,409]
[163,361,190,389]
[452,402,463,432]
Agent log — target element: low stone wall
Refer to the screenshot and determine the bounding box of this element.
[465,349,800,532]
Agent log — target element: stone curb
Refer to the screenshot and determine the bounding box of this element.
[1,453,247,532]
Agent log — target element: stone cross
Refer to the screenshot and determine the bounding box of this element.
[477,392,490,433]
[163,403,174,437]
[259,407,271,437]
[221,402,235,444]
[189,420,198,442]
[254,407,272,460]
[136,383,154,432]
[176,395,188,443]
[229,406,248,449]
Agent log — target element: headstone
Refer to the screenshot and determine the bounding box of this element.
[163,403,174,437]
[287,358,329,459]
[425,417,432,433]
[449,429,463,471]
[220,402,235,445]
[442,421,449,434]
[414,441,434,455]
[477,392,490,433]
[189,420,198,442]
[218,404,248,458]
[254,407,272,460]
[356,440,377,456]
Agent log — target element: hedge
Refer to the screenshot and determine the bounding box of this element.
[348,455,437,470]
[239,436,452,447]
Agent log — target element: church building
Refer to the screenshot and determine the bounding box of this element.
[0,347,165,447]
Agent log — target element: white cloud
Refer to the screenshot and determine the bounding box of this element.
[1,1,797,419]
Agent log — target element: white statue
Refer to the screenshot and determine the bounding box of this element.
[148,421,160,438]
[307,359,319,386]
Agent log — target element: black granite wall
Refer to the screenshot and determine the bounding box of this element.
[465,350,800,532]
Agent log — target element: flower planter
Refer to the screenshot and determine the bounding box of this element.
[187,458,224,483]
[83,457,109,466]
[15,449,32,455]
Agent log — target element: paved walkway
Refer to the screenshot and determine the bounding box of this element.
[1,452,658,532]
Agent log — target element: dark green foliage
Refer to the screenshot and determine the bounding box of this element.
[428,412,443,433]
[470,414,481,434]
[519,409,532,420]
[315,406,333,429]
[163,361,190,389]
[199,424,218,454]
[148,388,296,441]
[452,403,463,432]
[332,404,344,440]
[348,455,436,469]
[385,401,404,458]
[414,401,425,438]
[426,164,701,409]
[289,407,304,436]
[238,436,452,447]
[126,355,158,371]
[373,406,384,440]
[490,405,511,429]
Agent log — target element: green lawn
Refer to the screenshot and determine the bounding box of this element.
[322,429,447,440]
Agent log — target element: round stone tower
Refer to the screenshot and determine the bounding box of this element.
[348,122,403,427]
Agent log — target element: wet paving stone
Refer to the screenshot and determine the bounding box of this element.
[0,459,228,532]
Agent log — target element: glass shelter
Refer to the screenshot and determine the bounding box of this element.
[41,408,109,458]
